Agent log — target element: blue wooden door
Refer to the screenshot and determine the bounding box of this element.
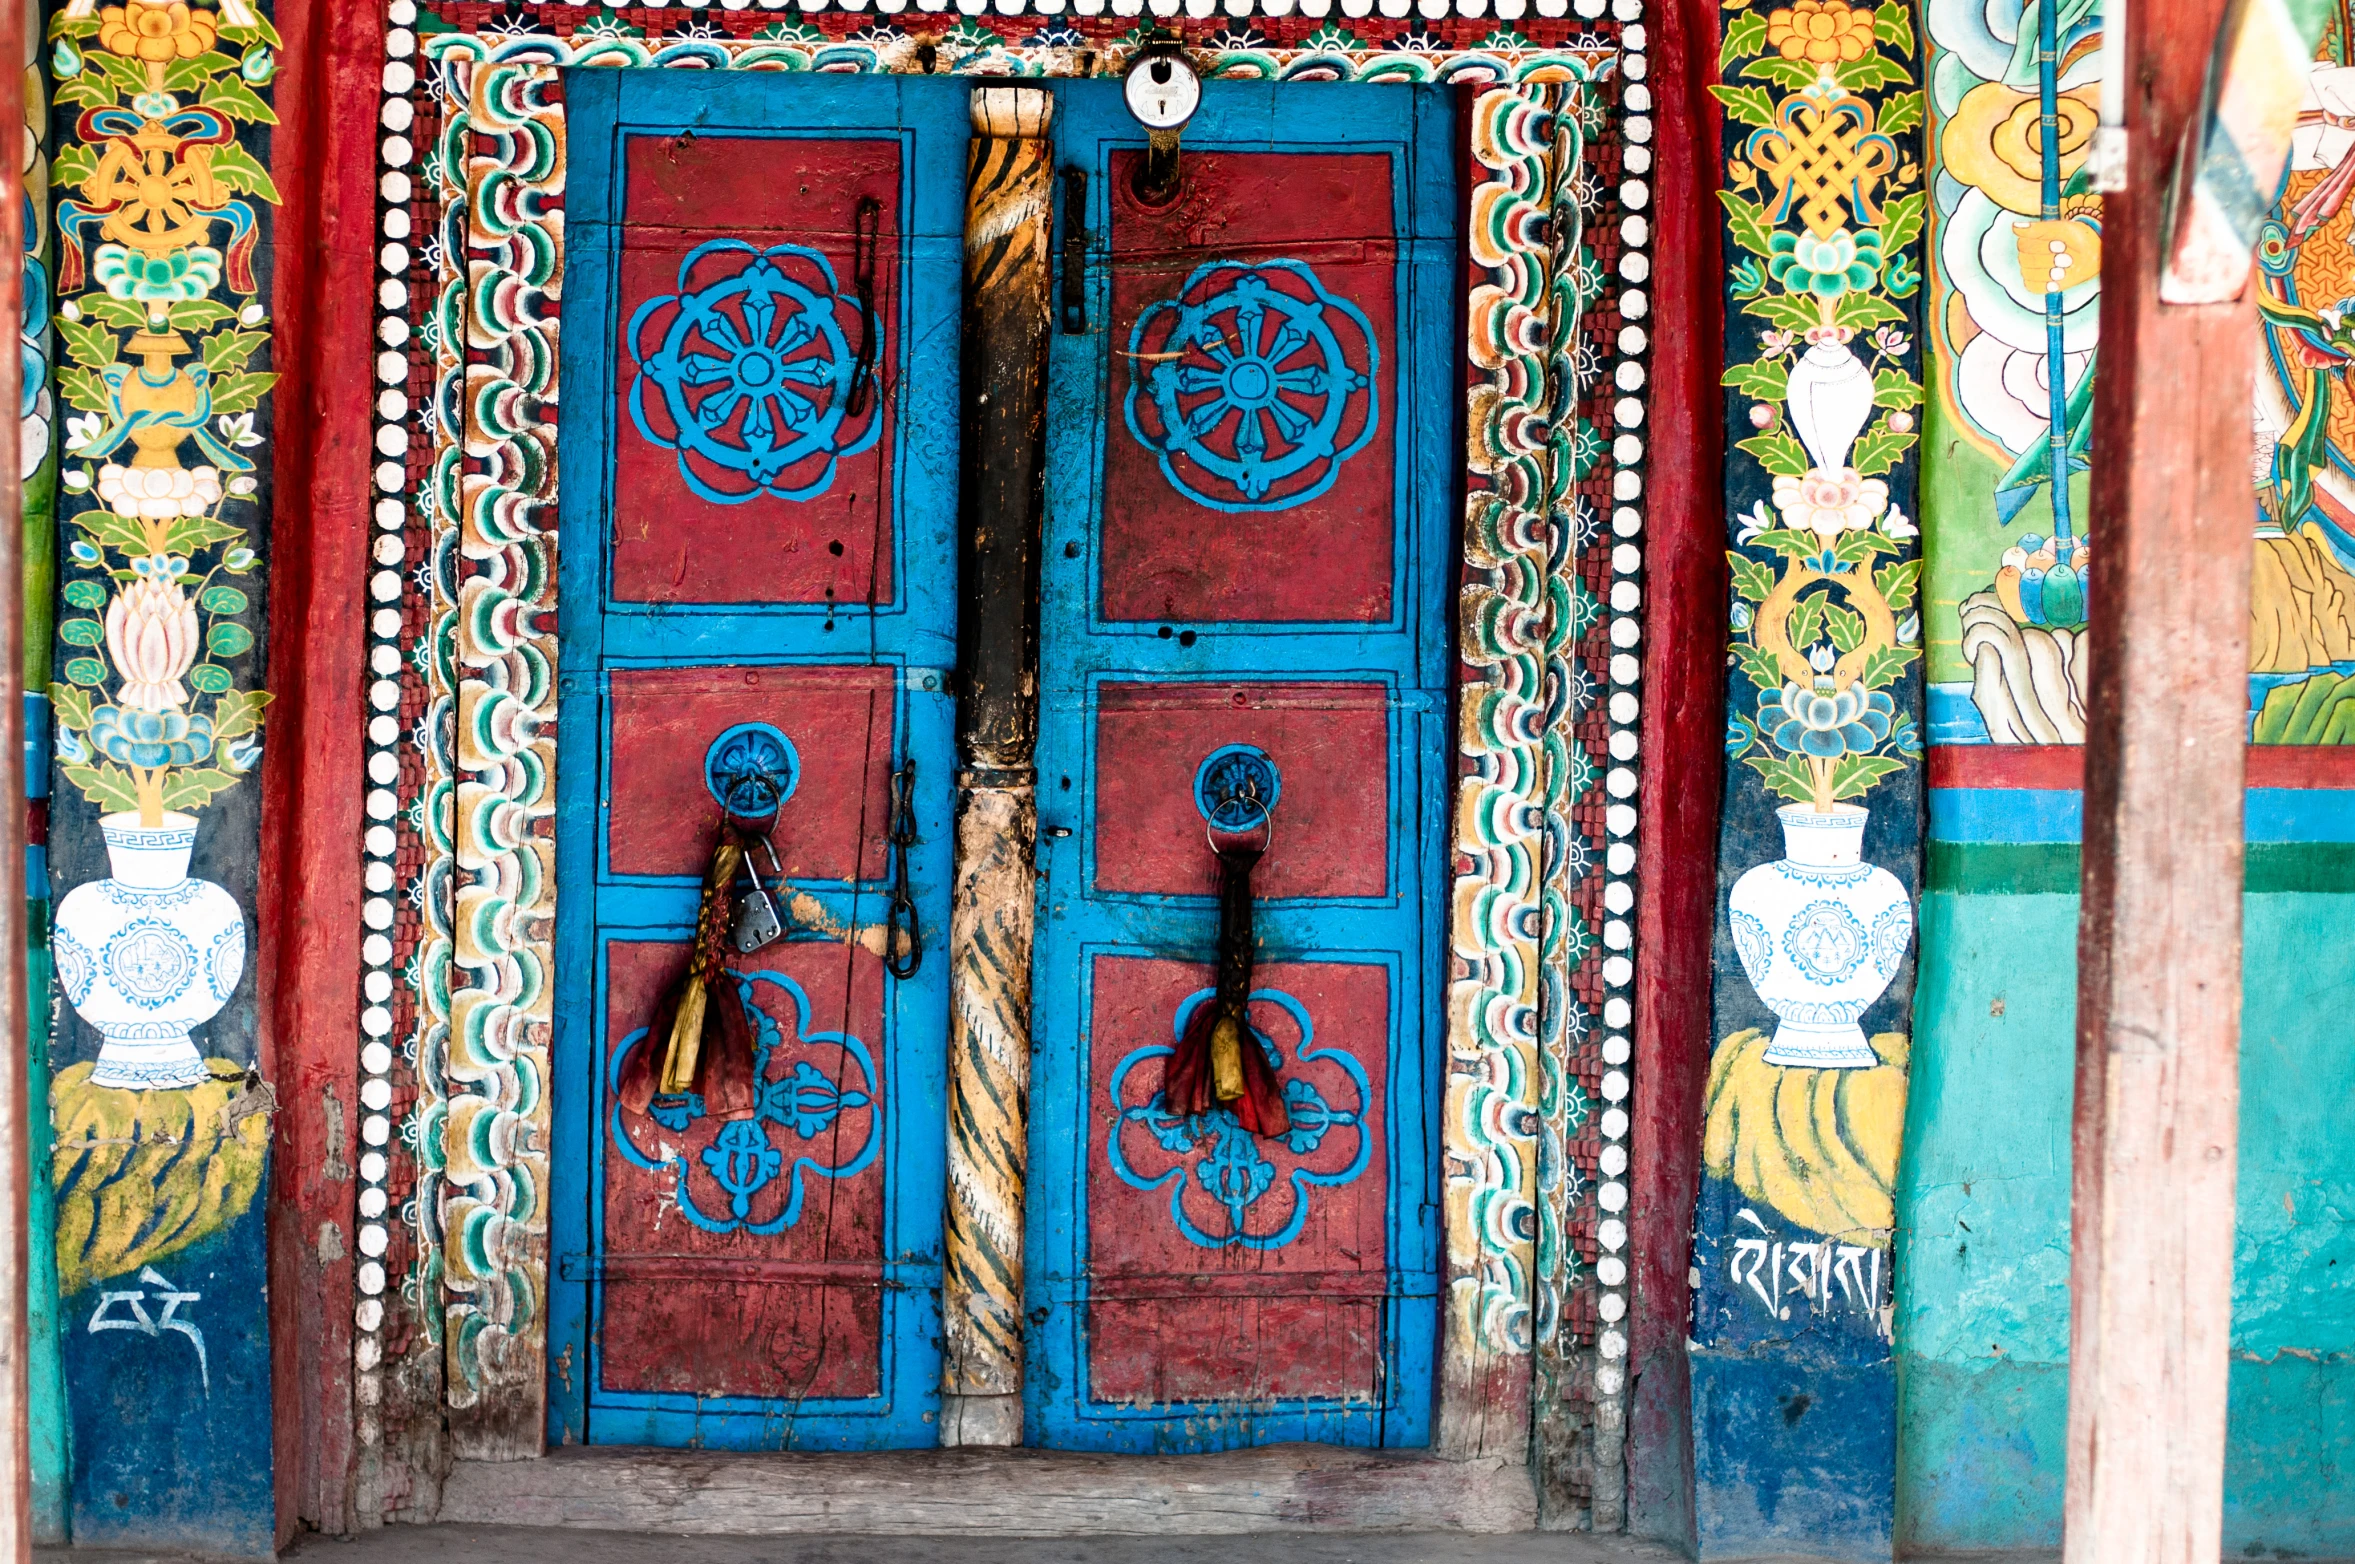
[1026,82,1458,1451]
[550,72,964,1450]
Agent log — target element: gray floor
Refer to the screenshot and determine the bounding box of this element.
[43,1525,1696,1564]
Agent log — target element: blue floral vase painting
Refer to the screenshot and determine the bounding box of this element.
[1726,806,1912,1069]
[52,813,246,1090]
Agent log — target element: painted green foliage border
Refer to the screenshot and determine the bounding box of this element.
[1713,0,1928,814]
[44,2,280,826]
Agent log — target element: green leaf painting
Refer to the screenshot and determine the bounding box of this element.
[1714,0,1925,823]
[46,2,280,830]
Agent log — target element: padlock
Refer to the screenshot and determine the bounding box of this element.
[729,831,790,955]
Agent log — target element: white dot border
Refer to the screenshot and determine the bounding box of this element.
[354,0,424,1453]
[1587,6,1644,1528]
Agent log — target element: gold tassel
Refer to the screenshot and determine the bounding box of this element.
[659,981,708,1095]
[659,838,744,1094]
[1209,1010,1246,1103]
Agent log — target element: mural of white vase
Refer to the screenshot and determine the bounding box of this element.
[1727,804,1913,1069]
[1785,339,1876,471]
[53,811,246,1091]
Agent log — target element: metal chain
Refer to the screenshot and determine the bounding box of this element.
[885,759,921,979]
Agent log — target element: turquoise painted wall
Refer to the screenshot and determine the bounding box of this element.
[1897,888,2355,1554]
[29,937,63,1542]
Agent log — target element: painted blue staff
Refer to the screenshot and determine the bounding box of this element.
[2039,0,2075,546]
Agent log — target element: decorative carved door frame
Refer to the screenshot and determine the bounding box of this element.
[360,5,1657,1521]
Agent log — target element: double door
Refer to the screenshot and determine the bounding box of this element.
[551,70,1455,1453]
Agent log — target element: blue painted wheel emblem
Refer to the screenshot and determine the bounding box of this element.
[1106,988,1370,1249]
[627,238,881,505]
[1193,744,1280,831]
[1124,259,1379,513]
[704,722,799,819]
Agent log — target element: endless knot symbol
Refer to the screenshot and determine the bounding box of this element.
[627,239,880,505]
[1747,90,1899,240]
[1124,259,1379,513]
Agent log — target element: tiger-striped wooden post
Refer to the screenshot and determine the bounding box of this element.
[940,84,1055,1449]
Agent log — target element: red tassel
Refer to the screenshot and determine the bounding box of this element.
[699,974,761,1123]
[617,983,674,1118]
[1166,997,1290,1136]
[1160,828,1289,1138]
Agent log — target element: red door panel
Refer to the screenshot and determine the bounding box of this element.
[604,665,894,884]
[1086,956,1392,1406]
[613,133,902,608]
[598,937,889,1402]
[1098,151,1397,624]
[1091,681,1391,901]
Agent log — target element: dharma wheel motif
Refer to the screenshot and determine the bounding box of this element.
[627,239,880,505]
[1124,259,1379,513]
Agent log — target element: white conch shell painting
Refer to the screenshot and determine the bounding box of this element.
[1785,340,1877,473]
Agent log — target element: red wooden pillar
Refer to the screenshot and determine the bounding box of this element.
[261,0,383,1539]
[2067,0,2256,1557]
[1628,0,1726,1543]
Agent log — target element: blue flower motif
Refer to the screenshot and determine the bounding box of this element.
[606,970,878,1236]
[1758,679,1894,760]
[1105,989,1373,1250]
[90,704,216,769]
[1768,228,1884,300]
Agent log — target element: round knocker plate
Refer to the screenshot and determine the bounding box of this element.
[1193,744,1280,834]
[705,723,801,820]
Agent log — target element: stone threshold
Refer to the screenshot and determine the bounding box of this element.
[433,1443,1539,1536]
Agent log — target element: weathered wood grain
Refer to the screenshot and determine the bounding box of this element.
[2067,1,2255,1561]
[436,1445,1539,1535]
[1627,0,1727,1547]
[940,84,1055,1447]
[260,0,385,1537]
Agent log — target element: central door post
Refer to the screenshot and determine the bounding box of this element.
[940,84,1055,1448]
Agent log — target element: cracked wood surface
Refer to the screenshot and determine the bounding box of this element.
[432,1445,1538,1535]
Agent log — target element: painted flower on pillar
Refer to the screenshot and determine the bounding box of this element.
[44,0,278,1094]
[1770,465,1888,542]
[105,556,201,711]
[1711,0,1924,1264]
[97,462,223,521]
[1764,0,1876,64]
[97,1,220,64]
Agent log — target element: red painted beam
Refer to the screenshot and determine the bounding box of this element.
[1929,744,2355,790]
[260,0,384,1540]
[1626,0,1725,1544]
